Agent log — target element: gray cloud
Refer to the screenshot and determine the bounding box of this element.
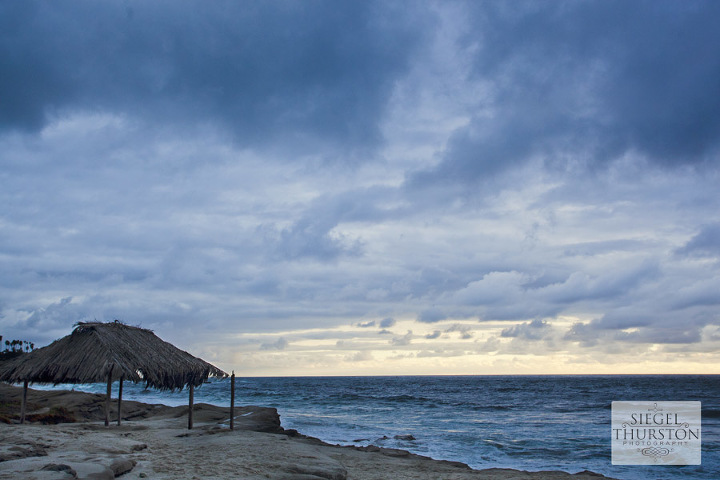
[0,1,430,155]
[501,319,550,340]
[15,297,90,341]
[1,1,719,373]
[417,308,446,323]
[391,331,413,346]
[541,261,661,304]
[564,320,705,347]
[346,351,374,362]
[260,337,289,351]
[416,349,467,358]
[379,318,396,328]
[274,218,363,261]
[445,324,474,340]
[676,223,720,258]
[407,0,720,198]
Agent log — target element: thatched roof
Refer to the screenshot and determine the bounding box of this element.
[0,321,226,390]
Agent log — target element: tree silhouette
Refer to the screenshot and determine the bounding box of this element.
[0,336,35,360]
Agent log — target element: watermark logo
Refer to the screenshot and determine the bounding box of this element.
[611,401,701,465]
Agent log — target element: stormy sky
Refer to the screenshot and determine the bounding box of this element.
[2,0,719,375]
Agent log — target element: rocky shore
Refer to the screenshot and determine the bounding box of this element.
[0,384,617,480]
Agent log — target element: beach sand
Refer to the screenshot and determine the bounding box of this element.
[1,384,616,480]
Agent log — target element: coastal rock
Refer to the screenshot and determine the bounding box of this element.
[378,447,410,457]
[70,462,115,480]
[0,385,622,480]
[354,445,380,453]
[273,476,329,480]
[276,458,347,480]
[109,458,136,476]
[393,434,415,441]
[3,459,116,480]
[0,442,48,462]
[351,445,411,457]
[0,384,284,435]
[434,459,472,470]
[278,463,348,480]
[40,463,78,477]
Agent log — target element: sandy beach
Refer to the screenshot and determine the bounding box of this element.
[1,384,616,480]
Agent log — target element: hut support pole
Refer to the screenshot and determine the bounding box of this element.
[188,384,194,430]
[105,367,113,427]
[117,376,124,426]
[230,371,235,430]
[20,380,28,424]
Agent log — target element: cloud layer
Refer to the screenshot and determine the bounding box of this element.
[1,1,719,374]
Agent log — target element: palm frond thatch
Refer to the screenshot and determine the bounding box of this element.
[0,321,226,390]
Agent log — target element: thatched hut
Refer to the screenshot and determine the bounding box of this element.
[0,321,227,428]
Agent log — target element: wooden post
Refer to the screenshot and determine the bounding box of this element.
[188,384,194,430]
[20,380,28,424]
[117,376,124,426]
[105,367,113,427]
[230,372,235,430]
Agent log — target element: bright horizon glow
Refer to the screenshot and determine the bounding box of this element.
[197,318,720,377]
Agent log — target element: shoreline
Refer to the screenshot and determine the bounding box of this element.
[1,384,617,480]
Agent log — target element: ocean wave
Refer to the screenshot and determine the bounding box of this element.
[703,408,720,418]
[470,405,511,411]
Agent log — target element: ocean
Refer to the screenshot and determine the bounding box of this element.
[38,375,719,480]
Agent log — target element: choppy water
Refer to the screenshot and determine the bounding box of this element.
[37,375,719,480]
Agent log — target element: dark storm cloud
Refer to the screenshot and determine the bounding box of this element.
[0,0,429,153]
[1,1,719,372]
[408,0,720,191]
